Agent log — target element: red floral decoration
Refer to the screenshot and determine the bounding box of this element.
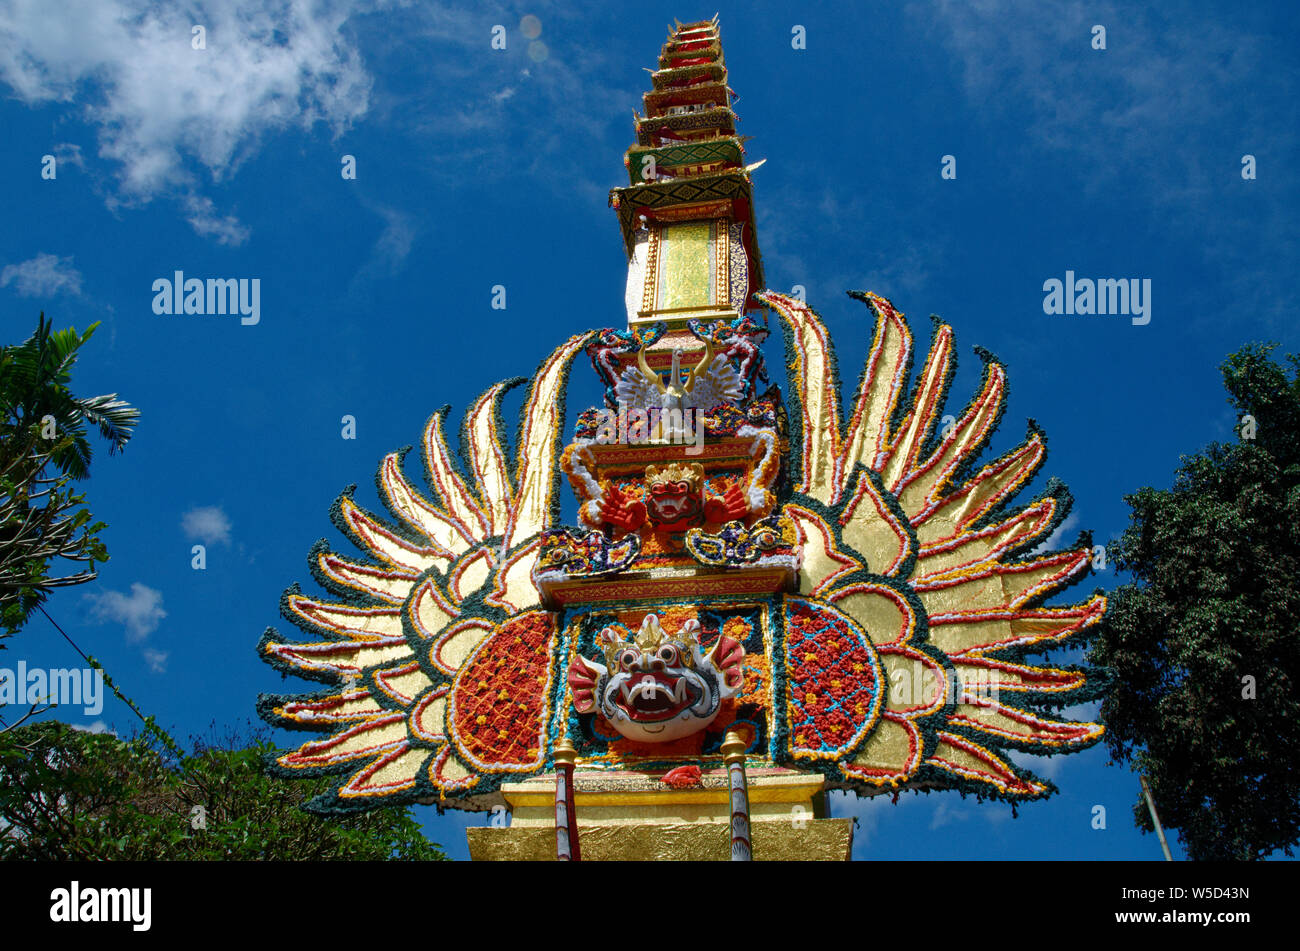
[450,611,556,771]
[784,598,884,761]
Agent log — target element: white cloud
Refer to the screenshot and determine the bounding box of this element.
[86,582,165,642]
[0,0,372,240]
[1063,699,1102,722]
[73,719,115,735]
[1032,512,1080,555]
[1009,749,1067,781]
[0,253,83,297]
[828,788,895,842]
[181,505,232,546]
[1009,700,1104,780]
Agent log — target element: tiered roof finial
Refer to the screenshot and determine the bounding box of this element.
[610,17,764,331]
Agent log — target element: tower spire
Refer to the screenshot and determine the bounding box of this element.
[610,18,764,332]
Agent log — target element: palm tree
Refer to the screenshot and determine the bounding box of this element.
[0,313,139,637]
[0,313,138,480]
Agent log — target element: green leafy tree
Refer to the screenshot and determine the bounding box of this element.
[1090,343,1300,860]
[0,721,446,860]
[0,313,138,638]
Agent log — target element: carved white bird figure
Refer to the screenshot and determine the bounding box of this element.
[615,339,746,427]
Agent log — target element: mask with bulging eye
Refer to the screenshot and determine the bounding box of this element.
[567,614,745,743]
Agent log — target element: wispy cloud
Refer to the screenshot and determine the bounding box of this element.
[181,505,232,547]
[929,798,975,831]
[0,0,373,242]
[369,206,418,274]
[85,582,166,642]
[349,203,419,290]
[367,5,642,193]
[181,195,251,247]
[910,0,1299,325]
[0,253,83,297]
[926,1,1292,167]
[49,142,85,172]
[757,180,942,308]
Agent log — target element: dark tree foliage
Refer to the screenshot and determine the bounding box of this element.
[0,721,446,860]
[1090,343,1300,860]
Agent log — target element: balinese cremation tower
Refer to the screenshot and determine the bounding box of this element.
[259,17,1105,861]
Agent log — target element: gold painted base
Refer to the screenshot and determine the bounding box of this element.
[468,817,851,861]
[467,767,852,861]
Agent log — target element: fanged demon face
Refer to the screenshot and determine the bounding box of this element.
[645,462,704,529]
[567,614,744,743]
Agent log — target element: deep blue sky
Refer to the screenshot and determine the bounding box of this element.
[2,0,1297,860]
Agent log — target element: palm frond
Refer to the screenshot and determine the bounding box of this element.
[74,394,139,454]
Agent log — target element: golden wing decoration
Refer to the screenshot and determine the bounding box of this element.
[756,289,1103,799]
[257,333,591,813]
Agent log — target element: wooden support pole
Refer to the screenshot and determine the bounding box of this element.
[553,737,581,861]
[1139,774,1173,861]
[721,729,752,861]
